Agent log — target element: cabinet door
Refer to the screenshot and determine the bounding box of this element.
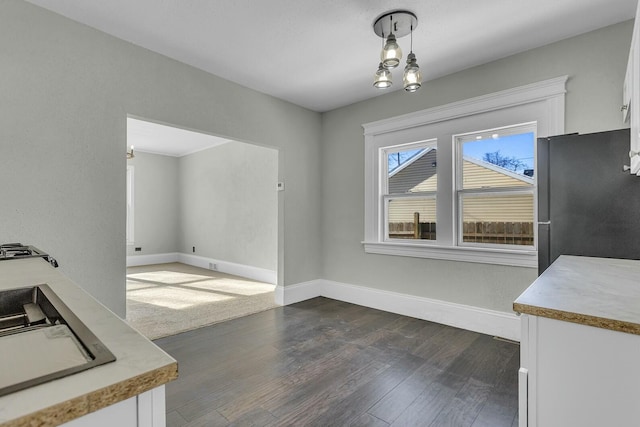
[518,368,528,427]
[519,314,533,427]
[629,1,640,174]
[535,317,640,427]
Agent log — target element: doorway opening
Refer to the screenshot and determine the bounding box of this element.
[125,116,279,339]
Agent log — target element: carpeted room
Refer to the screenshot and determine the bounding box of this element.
[125,119,280,339]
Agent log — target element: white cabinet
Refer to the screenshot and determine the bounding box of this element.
[519,315,640,427]
[60,386,166,427]
[624,1,640,175]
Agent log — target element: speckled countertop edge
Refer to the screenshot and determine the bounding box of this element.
[513,302,640,336]
[513,255,640,335]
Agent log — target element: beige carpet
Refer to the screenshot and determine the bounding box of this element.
[126,262,278,340]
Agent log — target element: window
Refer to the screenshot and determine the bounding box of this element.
[455,123,536,250]
[126,165,134,245]
[363,76,567,267]
[383,140,437,241]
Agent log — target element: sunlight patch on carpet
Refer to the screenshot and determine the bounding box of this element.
[127,270,213,284]
[127,286,234,309]
[125,263,279,339]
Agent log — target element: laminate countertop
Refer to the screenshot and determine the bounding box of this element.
[0,258,178,427]
[514,255,640,335]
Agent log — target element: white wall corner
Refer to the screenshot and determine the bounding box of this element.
[126,253,179,267]
[281,278,521,341]
[274,284,285,305]
[277,280,323,306]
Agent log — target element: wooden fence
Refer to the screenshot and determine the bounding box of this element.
[462,221,533,245]
[388,221,436,240]
[389,220,534,245]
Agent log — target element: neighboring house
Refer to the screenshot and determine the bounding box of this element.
[389,148,438,194]
[458,156,534,223]
[388,149,534,243]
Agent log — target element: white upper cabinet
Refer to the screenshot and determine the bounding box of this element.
[624,1,640,174]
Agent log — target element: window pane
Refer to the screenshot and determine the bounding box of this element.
[388,148,437,193]
[461,132,534,190]
[387,197,436,240]
[461,193,534,246]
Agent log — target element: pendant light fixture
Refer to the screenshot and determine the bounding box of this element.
[372,10,421,93]
[403,24,422,92]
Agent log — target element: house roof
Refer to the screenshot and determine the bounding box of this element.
[389,148,432,178]
[388,148,533,194]
[462,156,534,185]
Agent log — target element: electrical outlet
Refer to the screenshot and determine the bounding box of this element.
[192,246,195,253]
[135,247,142,252]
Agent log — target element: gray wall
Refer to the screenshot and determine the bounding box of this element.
[126,152,180,256]
[320,21,634,313]
[126,143,277,272]
[0,1,322,317]
[179,142,278,271]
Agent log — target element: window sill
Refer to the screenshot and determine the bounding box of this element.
[362,241,537,268]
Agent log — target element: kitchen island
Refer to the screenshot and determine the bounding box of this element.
[0,258,178,427]
[514,255,640,427]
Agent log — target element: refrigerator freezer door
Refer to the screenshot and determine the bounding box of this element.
[537,129,640,274]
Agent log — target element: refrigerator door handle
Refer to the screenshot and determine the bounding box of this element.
[538,221,551,274]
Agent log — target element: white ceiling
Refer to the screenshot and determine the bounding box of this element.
[26,0,637,112]
[127,118,229,157]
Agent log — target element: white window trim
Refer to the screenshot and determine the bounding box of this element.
[126,165,135,245]
[362,76,567,268]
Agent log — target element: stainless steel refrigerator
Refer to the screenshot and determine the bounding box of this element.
[537,128,640,274]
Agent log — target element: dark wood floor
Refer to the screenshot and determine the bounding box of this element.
[155,297,519,427]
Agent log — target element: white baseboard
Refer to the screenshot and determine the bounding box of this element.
[126,252,277,285]
[178,253,277,285]
[280,279,520,341]
[126,253,179,267]
[275,280,324,306]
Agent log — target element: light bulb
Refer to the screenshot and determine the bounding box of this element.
[373,63,392,89]
[403,52,421,92]
[381,34,402,69]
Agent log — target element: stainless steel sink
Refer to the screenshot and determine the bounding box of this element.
[0,284,116,397]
